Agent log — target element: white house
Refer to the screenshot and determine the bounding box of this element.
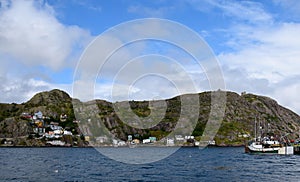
[143,139,151,144]
[63,130,73,135]
[54,129,63,135]
[118,141,126,146]
[166,138,175,146]
[175,135,184,141]
[34,111,43,119]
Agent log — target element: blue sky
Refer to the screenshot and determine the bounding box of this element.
[1,0,300,114]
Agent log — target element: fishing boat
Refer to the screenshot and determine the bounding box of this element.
[245,119,293,154]
[245,137,281,153]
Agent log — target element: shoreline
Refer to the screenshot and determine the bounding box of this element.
[0,144,245,148]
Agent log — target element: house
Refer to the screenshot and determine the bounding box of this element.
[33,127,45,134]
[96,136,108,144]
[44,132,55,139]
[49,125,62,131]
[34,111,43,119]
[118,141,126,146]
[35,120,44,127]
[128,135,132,141]
[54,129,63,135]
[112,139,118,146]
[208,140,216,145]
[132,139,140,144]
[175,135,184,141]
[166,138,175,146]
[149,137,157,143]
[21,112,32,119]
[63,130,72,135]
[50,122,59,126]
[185,136,195,140]
[112,139,126,146]
[143,139,151,144]
[84,136,90,141]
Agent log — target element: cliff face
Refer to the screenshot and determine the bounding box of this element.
[89,91,300,145]
[214,92,300,145]
[0,89,300,146]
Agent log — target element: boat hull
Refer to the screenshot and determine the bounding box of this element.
[245,146,279,154]
[293,145,300,155]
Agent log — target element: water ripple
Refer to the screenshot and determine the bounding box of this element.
[1,147,300,181]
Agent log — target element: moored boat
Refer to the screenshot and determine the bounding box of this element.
[245,139,280,153]
[245,119,293,155]
[245,137,293,154]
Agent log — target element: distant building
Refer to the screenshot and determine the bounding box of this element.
[34,111,43,119]
[49,125,62,131]
[21,112,32,119]
[118,141,126,146]
[63,130,72,135]
[50,122,59,126]
[132,139,140,144]
[33,127,45,134]
[166,138,175,146]
[84,136,90,142]
[128,135,132,141]
[112,139,118,146]
[175,135,184,141]
[185,136,194,140]
[149,137,157,143]
[35,120,44,127]
[96,136,108,144]
[143,139,151,144]
[208,140,216,145]
[54,129,63,135]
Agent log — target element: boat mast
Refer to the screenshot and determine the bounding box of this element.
[254,117,257,142]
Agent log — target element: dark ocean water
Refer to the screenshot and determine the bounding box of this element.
[1,147,300,181]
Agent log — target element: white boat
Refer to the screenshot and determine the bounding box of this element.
[245,140,293,154]
[245,139,281,154]
[245,119,293,155]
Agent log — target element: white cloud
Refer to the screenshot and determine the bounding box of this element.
[1,0,299,117]
[215,11,300,114]
[183,1,300,114]
[272,76,300,113]
[73,18,222,103]
[0,0,90,70]
[0,0,91,104]
[219,22,300,82]
[0,76,72,103]
[190,0,273,24]
[272,0,300,19]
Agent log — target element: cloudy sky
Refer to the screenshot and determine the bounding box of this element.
[1,0,300,114]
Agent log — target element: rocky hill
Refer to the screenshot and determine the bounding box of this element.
[0,89,300,146]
